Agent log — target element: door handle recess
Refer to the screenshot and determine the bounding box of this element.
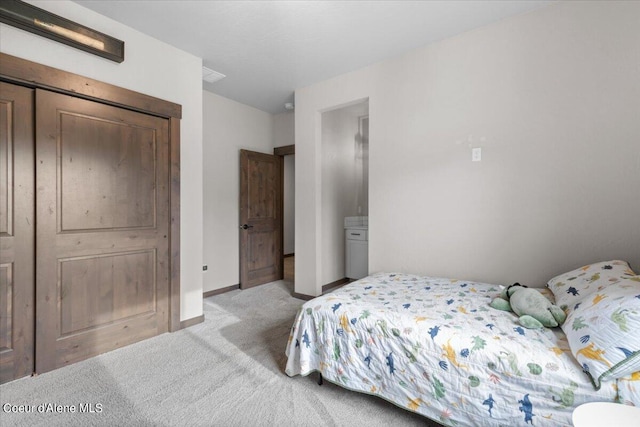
[240,224,254,230]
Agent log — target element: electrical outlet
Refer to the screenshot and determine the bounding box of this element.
[202,265,208,272]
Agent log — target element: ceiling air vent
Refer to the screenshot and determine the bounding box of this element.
[202,66,225,83]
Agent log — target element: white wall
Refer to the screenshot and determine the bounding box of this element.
[202,91,274,292]
[0,0,203,320]
[321,104,368,285]
[273,111,295,147]
[295,1,640,296]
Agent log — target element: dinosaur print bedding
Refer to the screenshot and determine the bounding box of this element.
[285,273,636,426]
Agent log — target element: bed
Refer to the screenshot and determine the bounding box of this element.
[285,261,640,426]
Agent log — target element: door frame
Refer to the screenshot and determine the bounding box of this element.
[0,53,182,332]
[273,145,295,280]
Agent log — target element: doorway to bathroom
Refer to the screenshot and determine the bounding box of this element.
[320,99,369,290]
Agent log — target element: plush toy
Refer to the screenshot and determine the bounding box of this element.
[490,283,566,329]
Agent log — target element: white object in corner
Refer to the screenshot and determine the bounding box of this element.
[572,402,640,427]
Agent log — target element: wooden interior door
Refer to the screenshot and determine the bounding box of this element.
[239,149,282,288]
[35,89,170,373]
[0,82,35,383]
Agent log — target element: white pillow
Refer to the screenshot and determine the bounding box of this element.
[547,260,636,316]
[562,277,640,389]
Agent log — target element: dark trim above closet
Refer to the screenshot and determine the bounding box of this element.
[0,53,181,119]
[0,52,182,333]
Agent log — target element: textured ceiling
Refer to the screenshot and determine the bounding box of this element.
[74,1,551,114]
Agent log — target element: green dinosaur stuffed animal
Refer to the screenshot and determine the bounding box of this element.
[490,283,566,329]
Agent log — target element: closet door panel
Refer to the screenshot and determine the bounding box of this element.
[58,113,156,231]
[35,89,170,373]
[0,82,35,384]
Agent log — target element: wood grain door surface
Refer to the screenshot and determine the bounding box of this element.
[0,82,35,383]
[239,150,282,288]
[35,89,170,373]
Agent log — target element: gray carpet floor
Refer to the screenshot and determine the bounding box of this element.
[0,280,438,426]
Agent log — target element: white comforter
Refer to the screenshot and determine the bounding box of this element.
[285,273,634,426]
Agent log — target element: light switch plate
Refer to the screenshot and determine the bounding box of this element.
[472,147,482,162]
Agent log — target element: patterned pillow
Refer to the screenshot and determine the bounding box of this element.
[562,277,640,389]
[547,260,636,316]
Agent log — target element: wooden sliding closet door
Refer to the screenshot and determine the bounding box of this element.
[35,89,170,373]
[0,83,35,383]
